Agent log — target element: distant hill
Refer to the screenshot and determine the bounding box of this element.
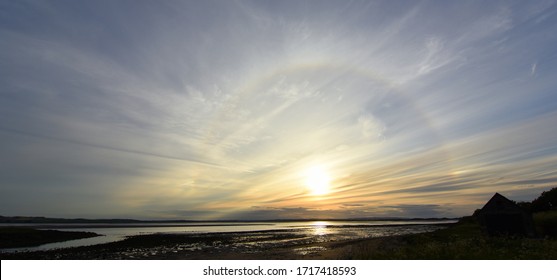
[0,216,143,224]
[0,215,455,224]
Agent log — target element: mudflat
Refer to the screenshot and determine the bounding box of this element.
[0,227,435,260]
[3,219,556,259]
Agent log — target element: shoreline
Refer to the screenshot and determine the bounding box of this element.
[0,224,449,260]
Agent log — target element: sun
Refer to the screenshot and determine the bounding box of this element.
[304,166,331,195]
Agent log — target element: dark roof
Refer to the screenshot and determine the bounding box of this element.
[480,193,524,214]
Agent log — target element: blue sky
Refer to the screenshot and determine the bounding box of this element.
[1,0,557,219]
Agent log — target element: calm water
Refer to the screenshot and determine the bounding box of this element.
[1,220,457,253]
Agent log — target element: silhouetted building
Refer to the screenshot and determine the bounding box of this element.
[477,193,535,237]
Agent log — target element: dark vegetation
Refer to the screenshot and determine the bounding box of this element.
[517,187,557,213]
[344,214,557,259]
[533,210,557,237]
[515,187,557,236]
[345,187,557,259]
[0,227,100,249]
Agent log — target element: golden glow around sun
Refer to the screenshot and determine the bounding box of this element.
[304,166,331,195]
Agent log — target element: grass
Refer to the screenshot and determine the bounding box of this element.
[534,210,557,237]
[0,227,100,249]
[347,213,557,259]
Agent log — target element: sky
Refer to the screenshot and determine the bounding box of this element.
[2,0,557,220]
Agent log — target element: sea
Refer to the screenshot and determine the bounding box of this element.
[0,220,457,253]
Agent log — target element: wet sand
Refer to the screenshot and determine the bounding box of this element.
[0,225,447,260]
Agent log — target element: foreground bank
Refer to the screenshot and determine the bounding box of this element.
[327,216,557,259]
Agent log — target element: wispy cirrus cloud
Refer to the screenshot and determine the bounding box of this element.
[1,1,557,219]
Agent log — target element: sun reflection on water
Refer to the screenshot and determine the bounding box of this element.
[310,221,330,236]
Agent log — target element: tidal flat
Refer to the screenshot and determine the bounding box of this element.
[3,215,556,260]
[0,223,447,260]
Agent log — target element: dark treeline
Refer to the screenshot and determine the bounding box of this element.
[517,187,557,212]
